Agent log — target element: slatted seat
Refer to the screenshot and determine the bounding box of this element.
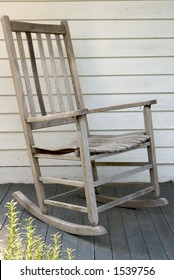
[2,15,168,236]
[33,133,150,157]
[85,134,150,155]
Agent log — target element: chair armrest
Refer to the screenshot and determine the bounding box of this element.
[87,100,157,114]
[26,108,88,123]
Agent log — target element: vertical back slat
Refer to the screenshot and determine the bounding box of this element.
[62,20,89,135]
[3,17,85,117]
[62,20,85,110]
[26,32,46,116]
[16,32,37,117]
[1,16,29,119]
[46,33,65,112]
[55,34,74,111]
[36,33,56,114]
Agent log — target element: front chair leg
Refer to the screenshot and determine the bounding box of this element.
[77,116,99,226]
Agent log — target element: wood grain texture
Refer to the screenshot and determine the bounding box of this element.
[1,13,169,235]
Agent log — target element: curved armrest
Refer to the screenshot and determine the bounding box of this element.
[26,108,88,123]
[26,108,88,130]
[87,100,157,114]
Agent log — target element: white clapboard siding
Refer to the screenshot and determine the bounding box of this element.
[2,57,174,76]
[0,1,174,20]
[0,130,174,150]
[0,165,173,184]
[1,39,174,58]
[0,0,174,183]
[0,148,173,167]
[1,75,174,94]
[2,19,174,39]
[1,94,174,113]
[1,112,174,132]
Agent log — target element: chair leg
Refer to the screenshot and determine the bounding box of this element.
[91,161,98,181]
[77,116,99,226]
[147,145,160,198]
[91,161,100,194]
[144,105,160,198]
[23,124,47,213]
[30,156,48,213]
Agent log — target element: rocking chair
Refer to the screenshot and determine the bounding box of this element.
[2,15,168,236]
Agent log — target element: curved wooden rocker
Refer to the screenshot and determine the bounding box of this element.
[2,16,168,236]
[96,194,168,209]
[13,191,107,236]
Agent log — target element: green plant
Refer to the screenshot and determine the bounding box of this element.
[1,200,22,260]
[0,200,74,260]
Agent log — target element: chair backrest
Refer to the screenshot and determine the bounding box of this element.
[2,16,85,119]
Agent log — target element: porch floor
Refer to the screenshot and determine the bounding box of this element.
[0,181,174,260]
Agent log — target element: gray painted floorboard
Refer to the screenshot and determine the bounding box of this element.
[0,181,173,259]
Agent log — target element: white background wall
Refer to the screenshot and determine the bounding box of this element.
[0,1,174,183]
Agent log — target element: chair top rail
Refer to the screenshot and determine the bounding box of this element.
[10,20,66,34]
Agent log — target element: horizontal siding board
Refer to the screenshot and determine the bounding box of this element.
[0,96,17,112]
[1,94,174,112]
[79,76,174,94]
[84,95,174,112]
[0,81,14,96]
[87,112,174,130]
[1,19,174,40]
[0,130,174,151]
[1,1,174,20]
[0,165,173,184]
[1,39,174,59]
[1,73,174,96]
[1,57,174,76]
[0,112,173,132]
[0,148,173,167]
[0,131,77,150]
[76,57,174,76]
[72,39,174,57]
[69,20,174,39]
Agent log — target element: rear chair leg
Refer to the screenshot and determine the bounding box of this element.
[144,105,160,198]
[91,161,100,194]
[147,145,160,198]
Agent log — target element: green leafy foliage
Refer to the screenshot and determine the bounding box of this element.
[0,200,74,260]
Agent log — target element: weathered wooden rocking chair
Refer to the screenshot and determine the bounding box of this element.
[2,15,168,236]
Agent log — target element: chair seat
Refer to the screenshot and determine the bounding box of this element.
[33,133,150,157]
[86,134,150,155]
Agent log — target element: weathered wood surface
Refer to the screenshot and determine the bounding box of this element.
[0,181,174,259]
[0,16,168,235]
